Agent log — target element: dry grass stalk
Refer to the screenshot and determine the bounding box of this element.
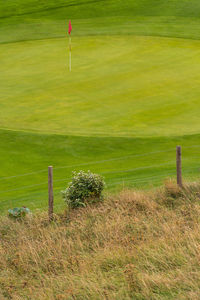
[0,181,200,299]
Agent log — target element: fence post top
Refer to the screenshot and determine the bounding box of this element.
[176,146,182,153]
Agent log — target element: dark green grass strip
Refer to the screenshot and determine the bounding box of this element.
[0,128,200,213]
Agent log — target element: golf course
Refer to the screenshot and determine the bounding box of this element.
[1,0,200,213]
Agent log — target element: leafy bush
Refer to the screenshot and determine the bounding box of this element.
[8,207,30,219]
[62,170,105,209]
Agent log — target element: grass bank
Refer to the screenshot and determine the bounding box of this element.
[0,181,200,299]
[1,128,200,214]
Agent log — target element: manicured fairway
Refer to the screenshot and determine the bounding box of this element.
[1,0,200,213]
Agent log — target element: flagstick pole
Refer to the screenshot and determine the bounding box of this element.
[69,36,71,72]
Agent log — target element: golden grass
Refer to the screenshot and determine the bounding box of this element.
[0,180,200,299]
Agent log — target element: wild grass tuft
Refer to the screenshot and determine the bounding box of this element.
[0,182,200,299]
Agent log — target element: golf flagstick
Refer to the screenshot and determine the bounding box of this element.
[69,36,71,72]
[68,20,72,71]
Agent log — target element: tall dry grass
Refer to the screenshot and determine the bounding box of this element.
[0,180,200,299]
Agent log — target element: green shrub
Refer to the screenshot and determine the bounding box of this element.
[62,170,105,209]
[8,207,30,219]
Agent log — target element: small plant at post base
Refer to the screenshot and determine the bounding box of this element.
[62,170,105,209]
[8,207,31,219]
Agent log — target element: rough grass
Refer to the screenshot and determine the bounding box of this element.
[0,181,200,299]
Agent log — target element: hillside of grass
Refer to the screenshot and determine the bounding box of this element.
[1,0,200,213]
[0,182,200,299]
[1,128,200,214]
[2,0,200,43]
[2,0,200,19]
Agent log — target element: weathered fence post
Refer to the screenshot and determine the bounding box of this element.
[176,146,182,187]
[48,166,54,221]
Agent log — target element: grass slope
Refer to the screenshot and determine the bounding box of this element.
[2,0,200,43]
[0,183,200,299]
[0,129,200,213]
[1,0,200,212]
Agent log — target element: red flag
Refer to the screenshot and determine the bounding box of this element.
[68,20,72,35]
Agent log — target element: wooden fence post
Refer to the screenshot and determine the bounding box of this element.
[48,166,54,221]
[176,146,182,187]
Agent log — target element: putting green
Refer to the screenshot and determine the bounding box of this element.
[1,0,200,213]
[1,35,200,137]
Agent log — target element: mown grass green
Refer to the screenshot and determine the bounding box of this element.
[1,0,200,213]
[1,35,200,137]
